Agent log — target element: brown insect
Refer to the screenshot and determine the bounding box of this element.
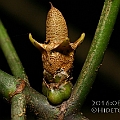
[29,2,85,105]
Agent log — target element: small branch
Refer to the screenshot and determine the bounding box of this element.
[0,20,29,120]
[66,0,120,115]
[11,94,26,120]
[11,80,26,120]
[23,85,60,120]
[0,20,60,119]
[0,70,26,120]
[0,70,60,120]
[0,69,17,99]
[0,20,28,83]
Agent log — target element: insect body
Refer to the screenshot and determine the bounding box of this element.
[29,3,85,105]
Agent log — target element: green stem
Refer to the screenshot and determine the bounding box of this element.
[11,94,26,120]
[0,20,60,119]
[0,69,17,99]
[66,0,120,115]
[0,20,28,120]
[0,70,26,120]
[0,20,28,82]
[24,86,60,120]
[0,70,60,120]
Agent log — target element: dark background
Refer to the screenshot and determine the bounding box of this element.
[0,0,120,119]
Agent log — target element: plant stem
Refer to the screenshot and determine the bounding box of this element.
[66,0,120,115]
[0,69,17,99]
[0,20,28,82]
[0,21,60,119]
[24,85,60,120]
[11,94,26,120]
[0,70,26,120]
[0,70,60,120]
[0,20,29,120]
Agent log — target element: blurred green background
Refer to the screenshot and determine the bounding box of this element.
[0,0,120,119]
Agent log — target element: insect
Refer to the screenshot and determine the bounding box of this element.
[29,3,85,105]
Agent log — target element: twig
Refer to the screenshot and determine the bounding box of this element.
[0,70,60,120]
[66,0,120,116]
[0,20,28,82]
[0,20,28,120]
[11,94,26,120]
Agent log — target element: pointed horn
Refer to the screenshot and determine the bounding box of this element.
[29,33,45,52]
[70,33,85,50]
